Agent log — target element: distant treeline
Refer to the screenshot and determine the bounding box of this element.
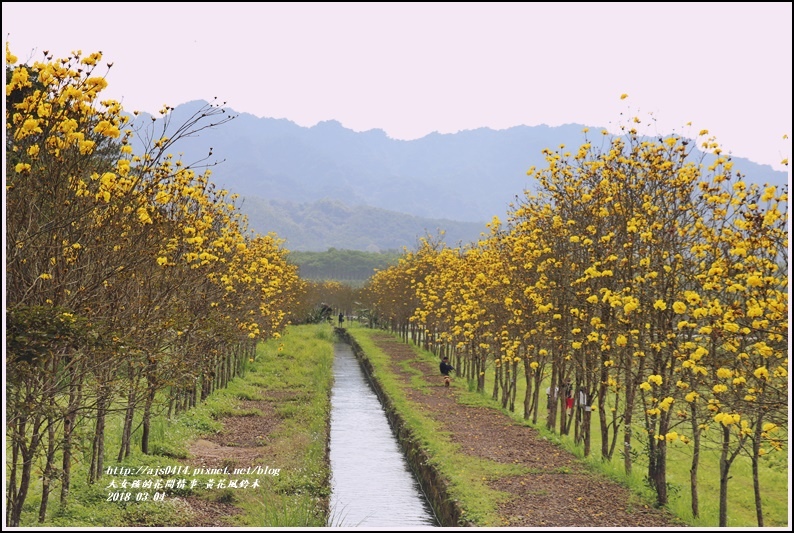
[288,248,401,282]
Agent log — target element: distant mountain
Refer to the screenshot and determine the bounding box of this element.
[238,197,487,253]
[130,100,788,251]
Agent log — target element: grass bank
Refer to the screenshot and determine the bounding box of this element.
[12,323,335,527]
[345,326,528,526]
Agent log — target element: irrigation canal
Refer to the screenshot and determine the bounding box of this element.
[328,341,438,527]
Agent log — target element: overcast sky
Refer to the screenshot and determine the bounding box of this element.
[3,2,791,171]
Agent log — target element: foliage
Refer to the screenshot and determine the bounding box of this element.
[289,247,401,282]
[5,44,304,526]
[357,112,789,526]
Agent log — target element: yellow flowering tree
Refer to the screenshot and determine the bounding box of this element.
[5,45,302,525]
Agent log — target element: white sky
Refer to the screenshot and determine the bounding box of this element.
[3,2,792,171]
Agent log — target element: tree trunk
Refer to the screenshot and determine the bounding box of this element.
[118,370,138,461]
[39,415,57,523]
[752,419,764,527]
[532,368,543,424]
[7,417,20,527]
[61,375,83,506]
[493,362,501,401]
[89,393,108,483]
[546,370,559,433]
[8,410,44,527]
[598,376,610,460]
[582,405,593,457]
[523,365,532,420]
[509,361,518,412]
[688,403,701,519]
[718,425,730,527]
[141,358,158,454]
[648,432,668,506]
[621,375,637,472]
[477,352,486,393]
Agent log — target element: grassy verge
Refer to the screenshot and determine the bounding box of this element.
[346,325,527,526]
[14,323,335,527]
[224,323,334,527]
[347,324,789,528]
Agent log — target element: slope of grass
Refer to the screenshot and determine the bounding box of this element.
[347,326,529,526]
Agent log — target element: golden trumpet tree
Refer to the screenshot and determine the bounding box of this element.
[5,45,302,525]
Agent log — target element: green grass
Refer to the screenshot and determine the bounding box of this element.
[211,323,334,527]
[346,324,789,528]
[10,323,336,528]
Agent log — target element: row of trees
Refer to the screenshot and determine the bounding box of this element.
[5,47,305,526]
[359,124,788,526]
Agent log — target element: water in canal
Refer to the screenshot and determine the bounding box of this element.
[328,342,438,528]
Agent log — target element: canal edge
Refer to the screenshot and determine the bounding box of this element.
[334,327,470,527]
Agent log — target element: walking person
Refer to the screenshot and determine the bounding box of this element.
[440,356,455,387]
[563,378,574,411]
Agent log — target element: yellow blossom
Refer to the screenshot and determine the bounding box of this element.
[659,397,674,411]
[6,43,18,64]
[760,186,776,202]
[716,368,732,379]
[685,391,699,402]
[136,207,153,224]
[79,140,96,154]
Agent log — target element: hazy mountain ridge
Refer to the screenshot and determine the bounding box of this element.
[131,100,788,251]
[239,197,488,252]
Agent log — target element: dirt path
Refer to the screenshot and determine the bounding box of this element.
[366,331,685,528]
[176,398,283,526]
